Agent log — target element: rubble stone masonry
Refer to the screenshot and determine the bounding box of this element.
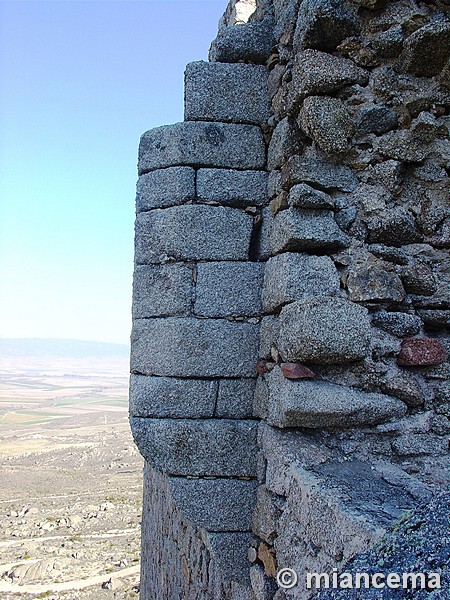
[130,0,449,598]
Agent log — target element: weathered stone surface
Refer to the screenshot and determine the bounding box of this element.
[281,148,359,192]
[418,309,450,329]
[267,117,304,170]
[381,374,424,407]
[270,209,349,254]
[209,17,275,64]
[278,297,372,364]
[140,463,252,600]
[349,0,387,10]
[132,264,193,318]
[293,0,359,52]
[372,311,422,338]
[216,379,256,419]
[290,49,369,101]
[135,205,252,264]
[392,434,448,456]
[129,374,217,418]
[299,96,355,155]
[135,167,195,212]
[280,363,315,380]
[259,316,278,360]
[397,21,450,77]
[262,253,339,312]
[357,105,398,136]
[169,478,258,531]
[138,122,265,174]
[194,262,264,318]
[401,261,438,296]
[371,26,404,58]
[397,338,447,366]
[346,256,406,302]
[197,169,268,208]
[208,532,254,585]
[131,318,259,378]
[378,129,427,163]
[287,183,334,209]
[264,367,406,428]
[131,417,257,476]
[367,208,421,246]
[184,61,271,124]
[254,206,273,261]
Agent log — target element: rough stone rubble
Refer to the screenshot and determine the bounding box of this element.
[129,0,450,598]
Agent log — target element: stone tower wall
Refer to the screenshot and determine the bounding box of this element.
[130,0,449,598]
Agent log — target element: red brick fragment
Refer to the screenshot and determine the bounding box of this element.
[397,338,446,366]
[256,360,275,375]
[281,362,315,379]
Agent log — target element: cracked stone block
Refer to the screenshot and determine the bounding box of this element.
[287,183,334,209]
[197,169,268,208]
[131,417,258,476]
[138,121,265,174]
[132,264,193,318]
[129,374,217,418]
[299,96,355,155]
[194,262,264,318]
[263,366,406,428]
[270,208,349,254]
[209,17,275,64]
[216,379,256,419]
[281,147,358,192]
[184,61,271,124]
[293,0,360,52]
[262,253,339,313]
[278,297,371,364]
[267,117,304,171]
[290,49,368,103]
[135,167,195,212]
[131,318,259,378]
[169,478,258,532]
[135,205,253,264]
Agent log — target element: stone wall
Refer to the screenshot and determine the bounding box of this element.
[130,1,449,598]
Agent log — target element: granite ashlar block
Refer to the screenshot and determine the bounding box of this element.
[196,169,268,208]
[132,264,193,318]
[135,166,195,212]
[138,121,265,174]
[131,318,259,378]
[129,374,217,418]
[131,417,258,476]
[184,61,271,124]
[134,205,253,264]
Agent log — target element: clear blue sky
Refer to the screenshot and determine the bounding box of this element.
[0,0,225,344]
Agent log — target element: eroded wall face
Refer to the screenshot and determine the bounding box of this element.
[131,0,449,598]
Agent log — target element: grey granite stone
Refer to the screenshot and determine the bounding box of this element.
[372,311,422,338]
[197,169,268,208]
[290,49,368,104]
[132,264,193,318]
[281,147,359,192]
[131,417,258,476]
[267,118,304,171]
[357,105,398,136]
[270,208,349,254]
[169,477,258,531]
[367,208,421,246]
[129,374,217,418]
[287,183,334,209]
[216,379,256,419]
[397,21,450,77]
[263,253,340,312]
[131,318,259,378]
[134,205,252,264]
[293,0,360,52]
[259,316,279,360]
[264,367,406,428]
[346,256,406,303]
[194,262,264,318]
[278,297,372,364]
[185,61,271,125]
[299,96,355,155]
[138,122,265,174]
[254,206,273,261]
[209,17,275,64]
[135,167,195,212]
[268,171,282,200]
[208,532,254,585]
